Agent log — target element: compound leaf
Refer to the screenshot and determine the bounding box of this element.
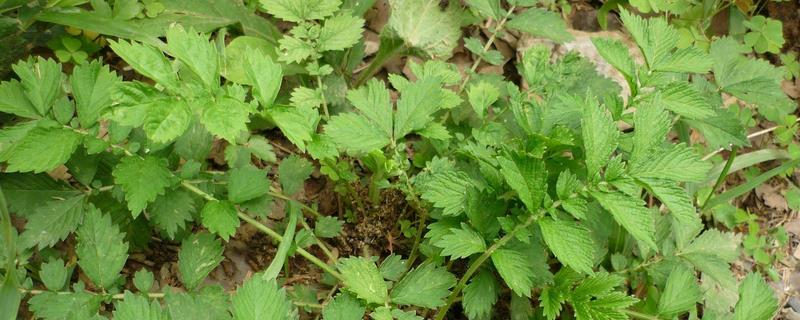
[76,208,129,290]
[113,156,173,217]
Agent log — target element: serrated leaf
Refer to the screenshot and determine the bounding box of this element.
[228,165,270,203]
[656,82,715,120]
[733,273,778,320]
[347,78,393,139]
[0,79,40,118]
[143,99,192,143]
[200,200,240,241]
[679,229,740,287]
[326,113,391,155]
[387,0,461,58]
[40,259,70,291]
[178,232,225,290]
[0,173,82,217]
[657,265,701,317]
[113,292,166,320]
[434,223,486,259]
[581,96,618,177]
[12,57,64,116]
[638,178,701,245]
[390,262,456,308]
[76,207,129,289]
[149,189,195,239]
[590,191,657,250]
[1,126,81,173]
[165,25,218,88]
[71,60,119,127]
[201,97,251,143]
[278,155,313,195]
[319,14,365,51]
[468,81,499,119]
[743,16,784,54]
[465,0,503,20]
[539,218,595,274]
[682,107,749,150]
[630,102,670,166]
[113,156,173,217]
[463,269,499,320]
[418,170,471,216]
[492,247,535,297]
[269,105,316,151]
[629,143,712,183]
[109,40,179,91]
[323,293,365,320]
[19,195,85,249]
[379,254,407,281]
[337,257,388,305]
[133,269,155,293]
[507,8,573,43]
[165,286,232,320]
[619,9,711,73]
[394,77,442,138]
[315,216,343,238]
[592,37,636,81]
[498,152,547,212]
[244,48,282,107]
[28,291,101,320]
[259,0,341,22]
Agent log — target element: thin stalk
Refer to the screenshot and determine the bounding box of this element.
[701,146,738,210]
[0,186,16,276]
[457,5,516,93]
[623,309,662,320]
[300,218,337,263]
[402,171,428,268]
[180,181,344,281]
[433,206,549,320]
[267,187,322,218]
[317,75,330,119]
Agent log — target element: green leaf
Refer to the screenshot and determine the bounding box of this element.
[149,189,195,239]
[142,99,192,143]
[259,0,341,22]
[637,178,702,245]
[228,165,270,203]
[76,207,129,289]
[133,269,155,293]
[200,200,240,241]
[70,59,119,127]
[394,77,442,138]
[580,97,618,177]
[113,156,173,217]
[19,195,85,249]
[325,113,391,155]
[657,265,701,318]
[164,286,232,320]
[12,57,64,116]
[233,277,297,319]
[733,273,778,320]
[379,254,407,281]
[40,258,70,291]
[418,170,471,216]
[347,79,393,139]
[678,229,740,287]
[278,155,313,195]
[590,191,657,250]
[492,247,535,297]
[629,143,712,183]
[201,97,251,143]
[244,49,283,107]
[462,269,500,320]
[390,262,456,308]
[630,102,671,166]
[178,232,225,290]
[497,152,547,212]
[269,105,316,151]
[109,40,179,91]
[433,223,486,259]
[28,291,101,320]
[165,25,219,88]
[315,215,344,238]
[592,37,636,81]
[0,173,82,217]
[1,126,82,173]
[323,293,365,320]
[113,292,166,320]
[387,0,461,58]
[465,0,503,20]
[337,257,388,305]
[506,8,574,43]
[0,79,40,118]
[570,273,638,320]
[539,218,595,274]
[467,81,500,119]
[682,108,749,150]
[319,14,365,51]
[743,16,784,54]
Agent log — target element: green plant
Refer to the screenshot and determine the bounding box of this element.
[0,0,792,319]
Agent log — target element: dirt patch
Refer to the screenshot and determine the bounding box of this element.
[336,187,410,258]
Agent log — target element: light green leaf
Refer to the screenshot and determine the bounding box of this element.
[394,77,442,138]
[629,143,712,183]
[200,200,240,241]
[387,0,461,58]
[465,0,503,20]
[113,291,166,320]
[19,195,85,249]
[337,257,388,305]
[733,273,778,320]
[323,293,365,320]
[269,105,316,151]
[142,99,192,143]
[592,37,636,80]
[319,14,365,51]
[390,262,456,308]
[109,39,179,91]
[165,25,219,88]
[315,216,344,238]
[506,8,574,43]
[497,152,547,212]
[259,0,341,22]
[133,269,155,293]
[657,265,701,318]
[418,170,471,216]
[325,113,391,155]
[492,247,535,297]
[40,259,70,291]
[467,81,500,119]
[290,86,323,109]
[630,102,671,166]
[278,155,313,195]
[682,108,749,150]
[743,16,784,54]
[244,48,283,107]
[638,178,702,245]
[228,165,270,203]
[656,82,715,120]
[164,286,232,320]
[580,97,618,177]
[462,269,499,320]
[178,232,225,290]
[28,291,101,320]
[379,255,408,281]
[277,35,314,63]
[76,207,129,289]
[12,57,64,116]
[678,229,740,287]
[1,126,82,173]
[201,97,251,143]
[347,78,393,139]
[0,79,40,118]
[149,189,195,239]
[70,60,119,127]
[434,223,486,259]
[539,218,595,274]
[113,156,173,217]
[590,191,657,250]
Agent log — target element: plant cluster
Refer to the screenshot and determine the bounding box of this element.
[0,0,796,319]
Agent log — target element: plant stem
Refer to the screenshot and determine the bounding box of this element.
[402,171,428,268]
[317,74,330,119]
[267,187,322,218]
[433,207,548,320]
[179,181,344,281]
[701,146,738,210]
[623,309,662,320]
[300,218,338,263]
[457,5,516,93]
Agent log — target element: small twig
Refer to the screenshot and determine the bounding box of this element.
[702,146,738,210]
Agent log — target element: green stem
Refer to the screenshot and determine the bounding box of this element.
[0,186,15,276]
[457,5,516,93]
[433,208,547,320]
[267,187,322,218]
[317,74,330,119]
[623,309,662,320]
[402,171,428,268]
[701,146,738,210]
